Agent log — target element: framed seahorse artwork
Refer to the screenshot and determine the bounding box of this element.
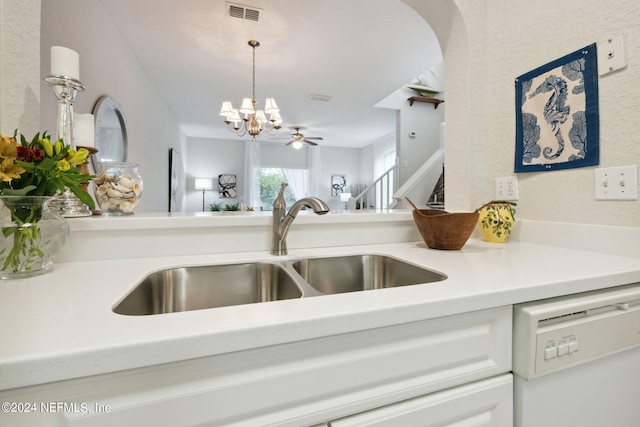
[514,44,599,172]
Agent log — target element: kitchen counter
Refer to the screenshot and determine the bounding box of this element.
[2,229,640,391]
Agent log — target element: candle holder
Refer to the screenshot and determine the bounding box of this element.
[44,75,93,217]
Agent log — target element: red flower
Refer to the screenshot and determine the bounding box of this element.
[16,146,44,162]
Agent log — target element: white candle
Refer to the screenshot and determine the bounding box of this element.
[74,113,94,147]
[51,46,80,80]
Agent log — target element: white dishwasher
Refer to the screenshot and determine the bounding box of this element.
[513,283,640,427]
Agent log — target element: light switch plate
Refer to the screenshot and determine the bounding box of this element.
[594,165,637,200]
[598,34,627,76]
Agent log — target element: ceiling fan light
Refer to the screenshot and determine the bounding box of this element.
[239,98,254,115]
[264,97,279,114]
[220,101,235,118]
[292,140,303,149]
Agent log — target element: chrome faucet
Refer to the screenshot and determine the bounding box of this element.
[271,183,330,255]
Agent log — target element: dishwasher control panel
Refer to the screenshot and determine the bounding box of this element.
[542,334,579,360]
[513,283,640,379]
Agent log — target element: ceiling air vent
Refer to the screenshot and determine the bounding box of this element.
[309,94,333,102]
[227,3,261,22]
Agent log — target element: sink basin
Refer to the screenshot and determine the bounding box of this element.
[113,262,302,315]
[292,255,446,294]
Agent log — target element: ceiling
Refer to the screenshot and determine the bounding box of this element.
[99,0,441,148]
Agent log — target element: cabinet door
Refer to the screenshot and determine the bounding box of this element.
[0,307,511,427]
[329,374,512,427]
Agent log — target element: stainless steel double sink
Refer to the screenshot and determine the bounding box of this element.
[113,255,447,316]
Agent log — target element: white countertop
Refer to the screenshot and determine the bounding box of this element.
[2,236,640,391]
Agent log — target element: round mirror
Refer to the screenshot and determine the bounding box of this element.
[92,96,128,162]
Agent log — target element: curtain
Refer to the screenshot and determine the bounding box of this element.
[243,140,261,208]
[282,168,308,200]
[373,134,396,179]
[308,146,321,196]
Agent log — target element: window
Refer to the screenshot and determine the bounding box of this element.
[258,168,309,210]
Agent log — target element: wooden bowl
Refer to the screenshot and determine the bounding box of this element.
[412,209,479,250]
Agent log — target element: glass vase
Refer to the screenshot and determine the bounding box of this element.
[0,196,69,280]
[94,162,143,215]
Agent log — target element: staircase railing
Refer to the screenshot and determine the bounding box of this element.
[348,158,399,210]
[391,148,445,208]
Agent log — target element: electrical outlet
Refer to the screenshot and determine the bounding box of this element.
[594,165,638,200]
[495,176,519,200]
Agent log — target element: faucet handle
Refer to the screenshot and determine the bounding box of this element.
[277,183,288,198]
[274,182,288,209]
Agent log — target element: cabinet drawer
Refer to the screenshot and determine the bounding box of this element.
[330,374,513,427]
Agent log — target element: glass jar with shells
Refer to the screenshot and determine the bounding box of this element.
[94,162,143,215]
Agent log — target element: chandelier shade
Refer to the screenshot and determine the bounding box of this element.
[220,40,282,139]
[239,98,254,115]
[219,101,234,118]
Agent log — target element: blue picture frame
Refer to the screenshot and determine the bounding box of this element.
[514,44,599,172]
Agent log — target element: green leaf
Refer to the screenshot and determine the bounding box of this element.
[1,186,37,196]
[35,158,58,170]
[66,183,95,209]
[2,226,17,238]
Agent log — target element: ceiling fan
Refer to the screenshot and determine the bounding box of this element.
[285,127,323,148]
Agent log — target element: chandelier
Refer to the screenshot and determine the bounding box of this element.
[219,40,282,139]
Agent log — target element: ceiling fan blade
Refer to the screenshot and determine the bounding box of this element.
[285,140,294,145]
[305,137,323,140]
[303,139,318,146]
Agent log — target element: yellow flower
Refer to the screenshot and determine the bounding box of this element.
[67,148,89,166]
[54,139,63,156]
[0,135,18,160]
[40,136,54,158]
[56,159,71,171]
[0,158,25,182]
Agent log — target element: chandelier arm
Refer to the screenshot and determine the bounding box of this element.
[264,128,279,135]
[235,125,248,137]
[225,121,248,137]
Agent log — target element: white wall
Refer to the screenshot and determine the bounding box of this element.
[0,0,40,136]
[397,98,445,187]
[405,0,640,227]
[186,137,244,212]
[39,0,185,212]
[319,146,363,211]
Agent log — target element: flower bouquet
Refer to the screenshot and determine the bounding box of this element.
[0,131,94,278]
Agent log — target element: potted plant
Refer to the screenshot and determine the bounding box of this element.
[209,202,222,212]
[0,131,94,278]
[223,203,240,211]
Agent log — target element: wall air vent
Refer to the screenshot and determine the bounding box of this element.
[227,3,261,22]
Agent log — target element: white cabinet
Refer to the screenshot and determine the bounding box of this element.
[0,306,511,427]
[330,374,513,427]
